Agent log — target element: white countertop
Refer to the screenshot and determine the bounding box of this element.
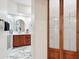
[13,32,31,35]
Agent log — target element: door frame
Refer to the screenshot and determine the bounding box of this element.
[77,0,79,59]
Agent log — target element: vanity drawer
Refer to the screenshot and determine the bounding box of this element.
[24,36,31,45]
[13,35,20,47]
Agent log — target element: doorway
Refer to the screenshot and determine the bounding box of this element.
[48,0,79,59]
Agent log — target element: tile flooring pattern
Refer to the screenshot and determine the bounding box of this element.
[7,46,32,59]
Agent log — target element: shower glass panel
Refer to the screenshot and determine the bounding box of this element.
[64,0,76,51]
[49,0,59,48]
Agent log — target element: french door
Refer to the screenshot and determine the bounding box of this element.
[48,0,79,59]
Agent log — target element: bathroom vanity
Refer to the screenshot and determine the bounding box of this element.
[13,34,31,47]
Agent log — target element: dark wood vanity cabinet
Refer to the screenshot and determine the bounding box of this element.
[13,35,31,47]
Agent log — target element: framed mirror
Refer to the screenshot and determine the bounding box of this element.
[16,19,25,33]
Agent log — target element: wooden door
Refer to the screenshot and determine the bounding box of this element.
[48,0,60,59]
[63,0,77,59]
[48,0,77,59]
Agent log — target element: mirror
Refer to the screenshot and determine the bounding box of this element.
[0,0,32,59]
[16,19,25,33]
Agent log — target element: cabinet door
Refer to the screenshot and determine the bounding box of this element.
[19,35,25,46]
[25,35,31,45]
[13,35,20,47]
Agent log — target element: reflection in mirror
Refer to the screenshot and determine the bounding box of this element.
[0,0,32,59]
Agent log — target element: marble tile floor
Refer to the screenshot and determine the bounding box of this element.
[7,46,32,59]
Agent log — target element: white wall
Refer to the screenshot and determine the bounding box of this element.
[32,0,48,59]
[8,0,17,14]
[0,32,8,59]
[0,0,8,13]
